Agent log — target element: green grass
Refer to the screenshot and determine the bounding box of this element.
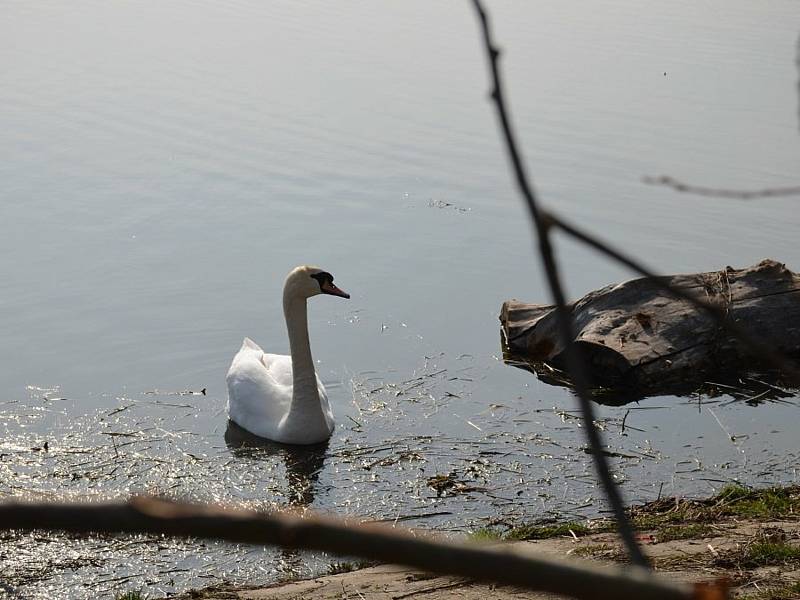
[468,521,594,542]
[505,521,591,541]
[739,541,800,568]
[468,527,503,542]
[327,561,357,575]
[471,486,799,550]
[114,592,147,600]
[713,484,800,519]
[625,485,800,530]
[716,483,755,502]
[654,523,712,542]
[326,560,375,575]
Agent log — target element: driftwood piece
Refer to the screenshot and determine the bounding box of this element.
[501,260,800,394]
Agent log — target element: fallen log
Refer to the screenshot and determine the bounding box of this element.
[500,259,800,397]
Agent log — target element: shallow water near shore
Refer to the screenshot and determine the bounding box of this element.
[2,1,799,597]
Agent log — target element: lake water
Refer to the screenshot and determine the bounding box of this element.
[1,1,799,597]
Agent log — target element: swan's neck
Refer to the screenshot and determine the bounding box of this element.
[283,294,320,406]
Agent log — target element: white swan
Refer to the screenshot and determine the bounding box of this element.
[226,265,350,445]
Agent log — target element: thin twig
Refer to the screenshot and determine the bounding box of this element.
[470,0,649,568]
[796,33,800,131]
[643,175,800,199]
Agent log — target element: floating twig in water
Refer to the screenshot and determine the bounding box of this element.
[106,405,133,417]
[582,448,639,460]
[427,473,486,497]
[373,510,453,523]
[428,199,471,213]
[143,388,206,396]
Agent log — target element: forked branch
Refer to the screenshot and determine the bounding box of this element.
[470,0,650,568]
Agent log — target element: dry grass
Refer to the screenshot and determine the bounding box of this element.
[737,581,800,600]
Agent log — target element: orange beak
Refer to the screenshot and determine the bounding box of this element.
[321,281,350,299]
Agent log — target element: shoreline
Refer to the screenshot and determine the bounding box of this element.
[165,484,800,600]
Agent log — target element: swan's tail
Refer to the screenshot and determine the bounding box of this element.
[240,337,263,352]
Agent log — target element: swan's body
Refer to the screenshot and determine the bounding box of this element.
[226,338,334,444]
[226,266,349,445]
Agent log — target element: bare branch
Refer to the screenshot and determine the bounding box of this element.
[0,497,714,600]
[469,0,649,568]
[643,175,800,199]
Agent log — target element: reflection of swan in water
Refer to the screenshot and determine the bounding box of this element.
[225,420,329,578]
[224,420,328,507]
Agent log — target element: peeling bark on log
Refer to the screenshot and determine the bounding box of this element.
[500,260,800,394]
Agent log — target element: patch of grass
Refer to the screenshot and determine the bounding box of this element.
[716,483,754,502]
[629,512,685,530]
[505,521,591,541]
[468,527,503,542]
[626,485,800,529]
[327,561,357,575]
[464,486,799,559]
[326,560,375,575]
[738,541,800,568]
[115,592,148,600]
[655,523,712,542]
[716,528,800,570]
[714,485,800,520]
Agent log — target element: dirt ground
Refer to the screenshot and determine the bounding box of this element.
[170,517,800,600]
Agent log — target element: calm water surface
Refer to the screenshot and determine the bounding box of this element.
[1,1,799,597]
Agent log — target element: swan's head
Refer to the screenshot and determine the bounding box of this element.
[285,265,350,300]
